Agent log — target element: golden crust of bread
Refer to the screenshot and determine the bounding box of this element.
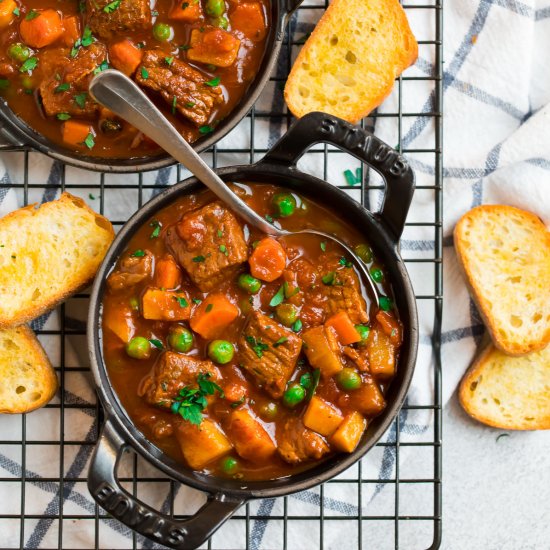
[0,325,58,414]
[0,192,114,329]
[284,0,418,122]
[454,205,550,356]
[459,344,550,430]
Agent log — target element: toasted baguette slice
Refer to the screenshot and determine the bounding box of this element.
[455,205,550,355]
[284,0,418,122]
[0,193,114,328]
[0,325,57,413]
[459,344,550,430]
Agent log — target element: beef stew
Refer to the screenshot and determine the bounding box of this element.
[0,1,270,158]
[102,183,403,481]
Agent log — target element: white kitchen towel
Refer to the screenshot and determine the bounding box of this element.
[0,0,549,548]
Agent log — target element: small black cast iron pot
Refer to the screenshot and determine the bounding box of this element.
[87,112,419,549]
[0,0,303,173]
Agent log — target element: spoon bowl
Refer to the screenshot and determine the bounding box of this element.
[89,70,379,304]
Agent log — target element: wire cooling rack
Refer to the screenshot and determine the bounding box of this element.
[0,1,442,548]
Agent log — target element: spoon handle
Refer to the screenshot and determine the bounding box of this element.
[89,70,279,236]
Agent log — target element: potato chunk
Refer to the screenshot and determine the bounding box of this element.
[225,408,276,462]
[175,418,232,469]
[331,412,366,453]
[141,288,191,321]
[302,326,343,378]
[347,377,386,416]
[303,396,344,437]
[187,28,241,67]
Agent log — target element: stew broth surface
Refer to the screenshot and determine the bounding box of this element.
[102,184,402,481]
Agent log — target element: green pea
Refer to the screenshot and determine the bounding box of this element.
[275,303,298,327]
[153,23,172,42]
[355,324,370,344]
[379,296,393,311]
[283,383,306,408]
[21,76,33,90]
[215,15,229,29]
[370,267,384,283]
[272,193,296,218]
[337,368,362,391]
[208,340,235,364]
[168,326,193,353]
[238,273,262,294]
[220,456,239,475]
[8,43,31,63]
[206,0,225,17]
[355,243,373,264]
[126,336,151,360]
[129,297,140,311]
[260,402,278,421]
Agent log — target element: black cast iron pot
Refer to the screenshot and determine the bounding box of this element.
[0,0,303,173]
[87,112,419,549]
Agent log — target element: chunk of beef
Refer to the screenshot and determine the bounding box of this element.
[238,311,302,398]
[86,0,151,39]
[138,352,220,409]
[39,43,106,117]
[277,418,330,464]
[136,50,223,127]
[322,265,368,324]
[165,201,248,292]
[107,250,153,291]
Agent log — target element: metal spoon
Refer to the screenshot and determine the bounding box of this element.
[89,70,379,305]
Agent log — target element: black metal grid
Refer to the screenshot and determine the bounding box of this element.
[0,1,442,548]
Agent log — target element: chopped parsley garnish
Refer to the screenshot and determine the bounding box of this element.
[185,102,195,108]
[57,113,71,121]
[83,132,95,149]
[103,0,122,13]
[219,244,228,255]
[205,303,214,313]
[25,9,40,21]
[54,83,70,94]
[192,255,206,262]
[265,214,274,223]
[149,220,162,238]
[170,373,224,425]
[230,395,246,408]
[74,92,87,109]
[198,125,213,134]
[172,95,177,114]
[245,335,269,358]
[165,56,174,66]
[320,241,327,252]
[273,337,288,348]
[0,79,10,90]
[93,60,109,74]
[179,44,191,51]
[131,249,145,257]
[291,319,302,332]
[140,66,149,80]
[175,296,189,308]
[283,281,300,299]
[322,271,336,285]
[19,57,38,73]
[192,298,202,305]
[12,7,20,16]
[269,285,285,307]
[81,26,94,47]
[339,257,352,268]
[217,229,223,238]
[205,76,221,87]
[149,339,163,350]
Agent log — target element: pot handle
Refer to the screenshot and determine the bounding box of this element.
[261,112,415,242]
[285,0,305,14]
[88,420,246,550]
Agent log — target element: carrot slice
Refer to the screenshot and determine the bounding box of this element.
[325,311,361,345]
[248,238,287,282]
[170,1,202,22]
[190,293,239,339]
[62,15,80,47]
[20,9,64,48]
[0,0,17,29]
[61,120,93,148]
[108,40,143,76]
[154,255,182,289]
[141,288,191,321]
